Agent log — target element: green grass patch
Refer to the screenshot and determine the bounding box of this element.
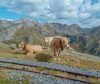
[0,77,30,84]
[0,49,100,71]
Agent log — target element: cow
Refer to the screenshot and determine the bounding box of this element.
[50,36,73,60]
[44,37,54,49]
[19,42,42,55]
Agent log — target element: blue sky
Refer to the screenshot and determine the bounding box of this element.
[0,0,100,28]
[0,7,25,19]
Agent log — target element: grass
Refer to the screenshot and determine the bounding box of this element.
[0,48,100,83]
[0,79,29,84]
[0,48,100,71]
[0,76,30,84]
[0,69,7,78]
[52,55,100,71]
[0,68,31,84]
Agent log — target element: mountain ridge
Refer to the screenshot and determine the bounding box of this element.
[0,19,100,56]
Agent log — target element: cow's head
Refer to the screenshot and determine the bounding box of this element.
[19,42,26,50]
[61,37,71,49]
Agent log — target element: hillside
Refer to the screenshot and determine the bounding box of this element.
[0,19,100,56]
[0,19,100,83]
[0,45,100,84]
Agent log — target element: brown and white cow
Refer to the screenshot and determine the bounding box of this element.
[44,37,54,49]
[50,36,73,58]
[19,42,42,55]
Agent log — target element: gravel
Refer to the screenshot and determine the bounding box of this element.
[0,57,100,77]
[8,70,87,84]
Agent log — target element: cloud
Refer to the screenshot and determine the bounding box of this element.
[1,18,14,21]
[79,13,92,19]
[0,0,100,28]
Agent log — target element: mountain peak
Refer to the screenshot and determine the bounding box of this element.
[69,24,80,28]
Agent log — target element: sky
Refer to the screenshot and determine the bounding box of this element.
[0,0,100,28]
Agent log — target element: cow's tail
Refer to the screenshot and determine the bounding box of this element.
[59,38,63,50]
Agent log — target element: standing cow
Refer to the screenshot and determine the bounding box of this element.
[19,42,42,55]
[44,37,54,49]
[50,36,73,59]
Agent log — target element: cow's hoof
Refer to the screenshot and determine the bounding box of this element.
[26,53,30,55]
[53,56,60,61]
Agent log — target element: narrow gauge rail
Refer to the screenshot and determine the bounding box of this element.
[0,57,99,78]
[0,63,91,84]
[0,57,100,83]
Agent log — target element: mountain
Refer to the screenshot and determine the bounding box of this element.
[0,19,100,56]
[0,19,44,43]
[84,27,100,55]
[0,19,22,41]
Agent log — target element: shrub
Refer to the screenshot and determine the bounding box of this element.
[35,52,52,62]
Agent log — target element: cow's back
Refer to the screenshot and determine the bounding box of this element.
[32,45,43,53]
[26,44,42,53]
[50,36,62,50]
[44,37,54,45]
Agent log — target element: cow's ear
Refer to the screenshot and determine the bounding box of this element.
[24,42,27,46]
[68,38,70,42]
[22,41,26,44]
[66,37,70,42]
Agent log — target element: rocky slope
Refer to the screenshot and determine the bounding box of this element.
[0,19,100,56]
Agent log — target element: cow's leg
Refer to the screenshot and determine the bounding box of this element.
[26,53,31,56]
[26,51,33,56]
[53,50,57,61]
[26,53,30,55]
[46,43,49,50]
[54,51,57,57]
[54,50,61,61]
[47,45,50,51]
[58,52,60,61]
[44,41,48,50]
[57,50,61,61]
[58,50,61,57]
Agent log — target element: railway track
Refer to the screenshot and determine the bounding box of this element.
[0,64,90,84]
[0,57,100,83]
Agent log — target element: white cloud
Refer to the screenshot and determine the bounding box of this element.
[0,0,100,27]
[0,18,14,21]
[22,0,41,3]
[30,12,39,17]
[79,13,92,19]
